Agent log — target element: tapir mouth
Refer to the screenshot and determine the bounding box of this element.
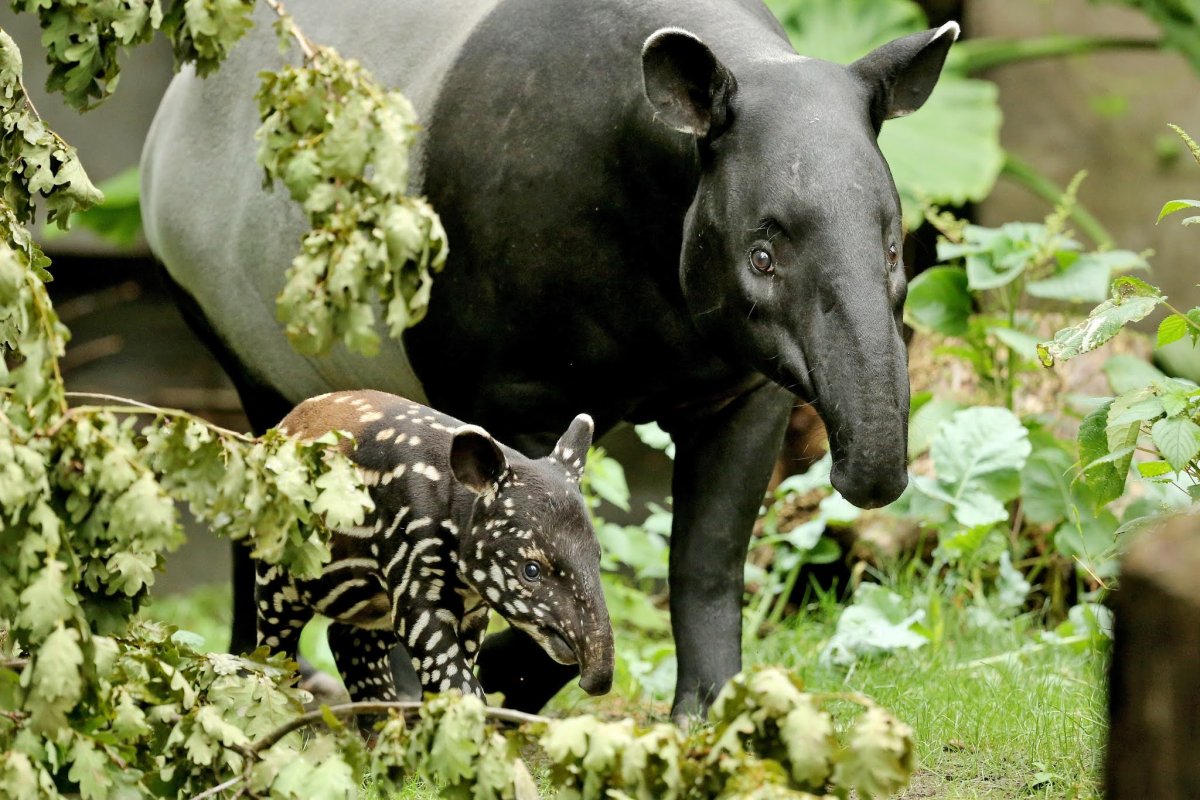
[543,629,577,665]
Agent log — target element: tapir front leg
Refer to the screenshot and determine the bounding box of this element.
[666,380,791,722]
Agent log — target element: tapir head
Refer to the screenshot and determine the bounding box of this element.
[451,414,614,696]
[642,22,959,508]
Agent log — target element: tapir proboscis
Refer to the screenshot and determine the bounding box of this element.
[141,0,958,719]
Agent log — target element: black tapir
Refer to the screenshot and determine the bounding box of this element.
[258,390,613,701]
[141,0,958,718]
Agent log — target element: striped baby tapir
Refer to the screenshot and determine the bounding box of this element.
[256,389,615,702]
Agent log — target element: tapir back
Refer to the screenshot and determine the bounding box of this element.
[142,0,793,428]
[141,0,501,408]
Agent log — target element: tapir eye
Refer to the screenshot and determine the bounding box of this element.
[886,242,900,267]
[522,561,542,582]
[749,248,774,274]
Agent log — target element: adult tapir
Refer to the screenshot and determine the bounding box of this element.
[141,0,957,718]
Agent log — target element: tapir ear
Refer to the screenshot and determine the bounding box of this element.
[642,28,737,139]
[850,21,959,126]
[450,425,509,495]
[549,414,594,483]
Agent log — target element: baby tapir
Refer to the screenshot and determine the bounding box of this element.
[256,389,614,702]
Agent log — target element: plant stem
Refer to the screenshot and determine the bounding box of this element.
[954,35,1161,74]
[190,775,242,800]
[261,0,319,62]
[1002,154,1113,248]
[246,701,551,756]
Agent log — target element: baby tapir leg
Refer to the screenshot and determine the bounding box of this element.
[328,623,398,702]
[255,564,307,656]
[399,606,485,698]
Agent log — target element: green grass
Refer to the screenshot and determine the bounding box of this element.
[143,576,1107,798]
[748,600,1106,798]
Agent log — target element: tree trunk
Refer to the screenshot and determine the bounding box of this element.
[1106,513,1200,799]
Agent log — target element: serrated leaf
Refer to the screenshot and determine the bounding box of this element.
[1157,314,1190,348]
[67,738,112,800]
[1150,416,1200,471]
[1038,279,1165,366]
[831,705,916,798]
[18,562,75,639]
[1157,198,1200,223]
[1078,401,1129,507]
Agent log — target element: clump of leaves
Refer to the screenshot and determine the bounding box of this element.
[1040,127,1200,507]
[0,30,102,228]
[10,0,256,110]
[257,17,448,356]
[907,174,1149,410]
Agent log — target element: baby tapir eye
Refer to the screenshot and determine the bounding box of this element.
[522,561,542,582]
[886,242,900,268]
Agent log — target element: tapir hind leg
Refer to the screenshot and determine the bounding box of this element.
[666,380,791,722]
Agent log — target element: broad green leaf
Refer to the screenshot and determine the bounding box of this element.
[929,407,1031,527]
[766,0,925,62]
[820,584,928,666]
[904,266,972,336]
[1107,388,1164,434]
[1150,416,1200,471]
[1037,279,1165,366]
[1078,401,1128,507]
[908,396,964,458]
[1157,314,1190,348]
[881,77,1004,229]
[1159,379,1195,418]
[1026,250,1148,303]
[1137,460,1173,478]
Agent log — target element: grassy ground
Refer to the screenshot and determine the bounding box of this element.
[145,578,1107,799]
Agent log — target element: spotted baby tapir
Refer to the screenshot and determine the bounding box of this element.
[256,389,615,702]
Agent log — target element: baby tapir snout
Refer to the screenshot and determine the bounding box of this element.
[452,412,615,697]
[261,389,613,705]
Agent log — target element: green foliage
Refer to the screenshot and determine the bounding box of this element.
[10,0,255,110]
[1157,124,1200,227]
[257,35,447,356]
[41,166,141,247]
[1036,276,1164,367]
[820,584,928,667]
[765,0,1004,229]
[538,666,915,799]
[0,30,102,229]
[1092,0,1200,73]
[908,179,1146,408]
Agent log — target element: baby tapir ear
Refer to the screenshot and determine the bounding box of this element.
[450,425,509,495]
[850,21,959,126]
[642,28,737,139]
[549,413,594,483]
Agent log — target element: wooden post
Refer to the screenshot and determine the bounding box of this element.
[1107,513,1200,799]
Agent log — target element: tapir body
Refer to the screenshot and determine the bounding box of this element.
[257,390,612,703]
[142,0,957,717]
